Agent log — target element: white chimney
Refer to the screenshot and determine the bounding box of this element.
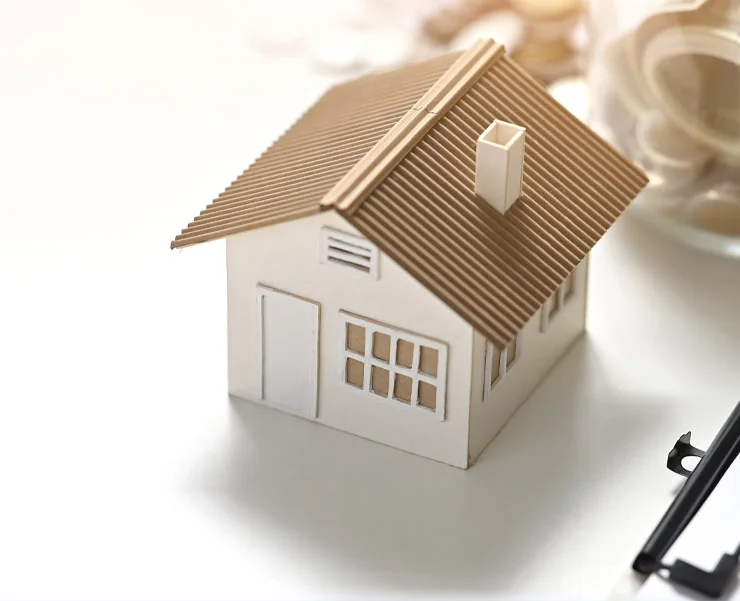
[475,120,526,215]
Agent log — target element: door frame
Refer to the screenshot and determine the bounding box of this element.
[255,284,320,419]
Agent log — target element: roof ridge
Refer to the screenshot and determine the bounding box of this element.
[319,38,505,215]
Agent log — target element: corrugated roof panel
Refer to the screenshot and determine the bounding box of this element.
[171,51,462,249]
[346,56,649,347]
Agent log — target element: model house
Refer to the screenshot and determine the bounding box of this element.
[171,39,648,469]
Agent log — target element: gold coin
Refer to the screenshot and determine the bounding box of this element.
[508,0,582,20]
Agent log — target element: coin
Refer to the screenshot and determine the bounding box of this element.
[508,0,582,20]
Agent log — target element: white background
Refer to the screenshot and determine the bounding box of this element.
[2,1,740,598]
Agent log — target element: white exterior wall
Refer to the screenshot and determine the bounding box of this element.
[226,211,474,468]
[468,256,589,464]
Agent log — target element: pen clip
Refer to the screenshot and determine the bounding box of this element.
[668,431,706,478]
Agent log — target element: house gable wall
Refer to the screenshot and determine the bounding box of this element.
[226,211,473,468]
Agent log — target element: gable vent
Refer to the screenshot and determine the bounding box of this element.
[320,227,379,280]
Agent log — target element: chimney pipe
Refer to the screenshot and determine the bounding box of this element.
[475,120,526,215]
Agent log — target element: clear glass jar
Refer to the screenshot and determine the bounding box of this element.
[587,0,740,256]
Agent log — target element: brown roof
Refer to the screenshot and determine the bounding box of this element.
[170,50,463,249]
[171,39,648,348]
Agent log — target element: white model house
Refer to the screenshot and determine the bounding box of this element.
[172,39,648,469]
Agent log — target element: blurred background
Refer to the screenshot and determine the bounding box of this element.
[242,0,589,111]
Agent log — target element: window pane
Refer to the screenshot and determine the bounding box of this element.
[396,339,414,368]
[346,357,364,388]
[506,338,517,368]
[372,332,391,363]
[346,323,366,355]
[393,373,412,403]
[370,366,390,397]
[548,291,558,318]
[418,381,437,410]
[564,272,574,299]
[419,346,438,377]
[490,345,501,385]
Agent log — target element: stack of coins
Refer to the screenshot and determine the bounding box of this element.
[422,0,509,45]
[508,0,584,84]
[422,0,585,84]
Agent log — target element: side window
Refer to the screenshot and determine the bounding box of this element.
[483,333,522,401]
[541,267,577,332]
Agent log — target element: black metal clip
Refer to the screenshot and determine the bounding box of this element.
[668,432,706,478]
[663,545,740,599]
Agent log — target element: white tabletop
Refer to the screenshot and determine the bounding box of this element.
[2,1,740,598]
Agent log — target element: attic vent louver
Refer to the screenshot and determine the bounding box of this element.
[320,227,379,280]
[475,120,526,215]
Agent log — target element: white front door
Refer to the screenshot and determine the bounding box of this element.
[257,285,319,418]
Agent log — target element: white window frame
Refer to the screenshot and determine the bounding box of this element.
[540,266,578,332]
[483,333,523,402]
[320,227,379,279]
[340,312,448,421]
